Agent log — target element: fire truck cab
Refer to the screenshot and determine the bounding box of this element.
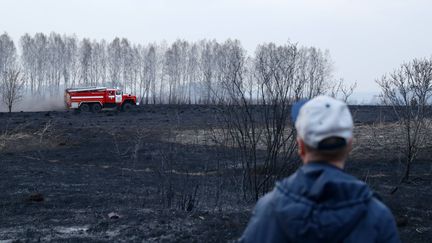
[64,87,138,112]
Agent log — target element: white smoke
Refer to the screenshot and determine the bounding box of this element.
[0,91,66,112]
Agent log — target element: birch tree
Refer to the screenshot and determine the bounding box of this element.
[108,38,122,87]
[0,32,17,82]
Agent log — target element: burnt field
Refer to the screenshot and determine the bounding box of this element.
[0,105,431,242]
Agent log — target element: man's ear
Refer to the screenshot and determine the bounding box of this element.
[347,139,353,152]
[297,137,306,158]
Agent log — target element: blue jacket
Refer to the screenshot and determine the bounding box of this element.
[239,162,400,243]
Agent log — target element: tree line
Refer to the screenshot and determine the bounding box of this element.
[1,31,430,188]
[0,32,356,107]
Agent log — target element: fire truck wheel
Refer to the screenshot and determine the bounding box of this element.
[122,103,133,112]
[91,103,102,113]
[79,103,90,112]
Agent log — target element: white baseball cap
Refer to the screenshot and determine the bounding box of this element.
[291,95,353,150]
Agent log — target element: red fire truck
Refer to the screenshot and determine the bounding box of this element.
[64,87,138,112]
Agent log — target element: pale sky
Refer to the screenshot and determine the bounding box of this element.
[1,0,432,102]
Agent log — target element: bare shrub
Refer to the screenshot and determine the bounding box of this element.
[36,119,53,160]
[178,180,200,212]
[156,140,176,209]
[329,78,358,103]
[1,69,24,112]
[110,127,148,197]
[213,42,334,201]
[156,124,203,211]
[0,119,51,157]
[376,58,432,182]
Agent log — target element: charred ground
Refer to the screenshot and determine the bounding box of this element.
[0,105,431,242]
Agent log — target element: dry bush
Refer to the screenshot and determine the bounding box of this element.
[351,121,432,188]
[155,123,203,211]
[377,58,432,182]
[212,42,337,201]
[1,69,24,113]
[0,119,53,155]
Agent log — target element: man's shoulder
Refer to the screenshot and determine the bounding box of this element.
[239,188,293,242]
[253,190,279,216]
[253,176,301,216]
[367,196,395,221]
[357,194,397,236]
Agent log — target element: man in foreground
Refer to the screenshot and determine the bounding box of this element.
[239,96,400,243]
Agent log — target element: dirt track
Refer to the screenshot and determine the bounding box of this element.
[0,105,431,242]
